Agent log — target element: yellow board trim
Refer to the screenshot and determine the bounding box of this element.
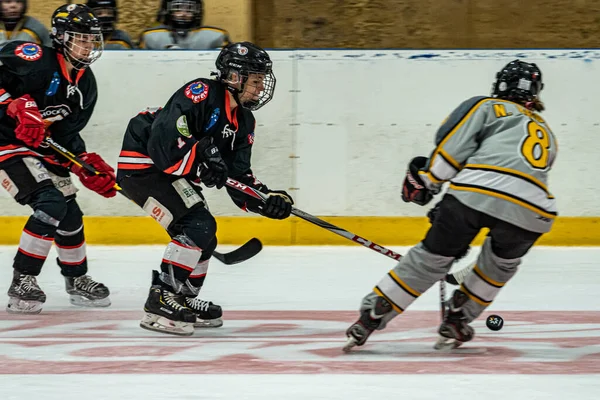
[0,215,598,245]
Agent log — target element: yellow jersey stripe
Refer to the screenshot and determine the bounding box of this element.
[460,285,492,307]
[473,264,505,288]
[389,270,421,297]
[21,28,41,44]
[449,183,557,220]
[464,163,550,194]
[430,98,492,168]
[373,286,403,314]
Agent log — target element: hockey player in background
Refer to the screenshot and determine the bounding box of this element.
[0,0,51,47]
[117,41,293,336]
[0,4,116,314]
[344,60,557,351]
[139,0,229,50]
[86,0,135,49]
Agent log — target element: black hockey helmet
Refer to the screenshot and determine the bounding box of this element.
[157,0,202,32]
[86,0,118,35]
[0,0,28,27]
[214,42,276,111]
[491,60,544,111]
[51,4,104,70]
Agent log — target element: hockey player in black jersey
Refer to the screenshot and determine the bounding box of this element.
[0,4,116,314]
[117,41,293,336]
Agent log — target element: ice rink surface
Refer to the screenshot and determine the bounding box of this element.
[1,245,599,400]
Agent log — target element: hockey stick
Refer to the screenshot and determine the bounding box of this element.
[43,137,262,264]
[225,177,449,314]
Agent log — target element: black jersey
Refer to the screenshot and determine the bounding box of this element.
[0,41,97,164]
[118,78,269,211]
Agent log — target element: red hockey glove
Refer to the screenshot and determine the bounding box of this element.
[401,156,433,206]
[71,153,117,198]
[6,95,46,148]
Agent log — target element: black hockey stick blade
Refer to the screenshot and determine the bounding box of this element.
[213,238,263,265]
[445,273,460,285]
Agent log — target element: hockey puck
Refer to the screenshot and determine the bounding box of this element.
[486,314,504,331]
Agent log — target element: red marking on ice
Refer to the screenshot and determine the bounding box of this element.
[1,310,600,374]
[71,346,191,358]
[236,323,301,333]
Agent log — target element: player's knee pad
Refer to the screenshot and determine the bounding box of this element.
[29,187,68,226]
[56,199,84,234]
[198,236,217,261]
[179,210,217,251]
[374,242,454,314]
[460,237,522,321]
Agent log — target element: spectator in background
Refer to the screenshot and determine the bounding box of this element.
[86,0,134,49]
[139,0,229,50]
[0,0,51,47]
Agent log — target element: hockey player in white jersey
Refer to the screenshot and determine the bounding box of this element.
[139,0,229,50]
[344,60,557,351]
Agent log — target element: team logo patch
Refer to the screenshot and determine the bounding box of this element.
[238,46,248,55]
[184,81,209,103]
[15,43,42,61]
[176,115,191,137]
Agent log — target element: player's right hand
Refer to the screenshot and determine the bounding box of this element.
[401,156,433,206]
[6,95,46,148]
[197,137,228,189]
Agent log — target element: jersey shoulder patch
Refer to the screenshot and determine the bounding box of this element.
[184,80,209,103]
[14,42,43,62]
[0,41,50,76]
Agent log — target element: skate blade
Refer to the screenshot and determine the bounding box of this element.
[69,295,111,308]
[140,313,194,336]
[6,297,43,314]
[434,336,464,351]
[342,336,359,353]
[194,317,223,328]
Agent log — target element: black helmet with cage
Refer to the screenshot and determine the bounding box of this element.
[491,59,545,112]
[85,0,118,35]
[214,42,276,111]
[50,4,104,71]
[157,0,202,32]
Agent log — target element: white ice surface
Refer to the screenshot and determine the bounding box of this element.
[0,245,598,400]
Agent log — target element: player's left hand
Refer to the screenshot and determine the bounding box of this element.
[259,190,294,219]
[71,152,117,198]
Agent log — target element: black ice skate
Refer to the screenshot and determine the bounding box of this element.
[65,275,111,307]
[7,270,47,314]
[184,297,223,328]
[435,290,475,350]
[140,270,197,336]
[343,296,393,352]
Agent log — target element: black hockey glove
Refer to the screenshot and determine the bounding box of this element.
[401,156,433,206]
[196,137,228,189]
[259,190,294,219]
